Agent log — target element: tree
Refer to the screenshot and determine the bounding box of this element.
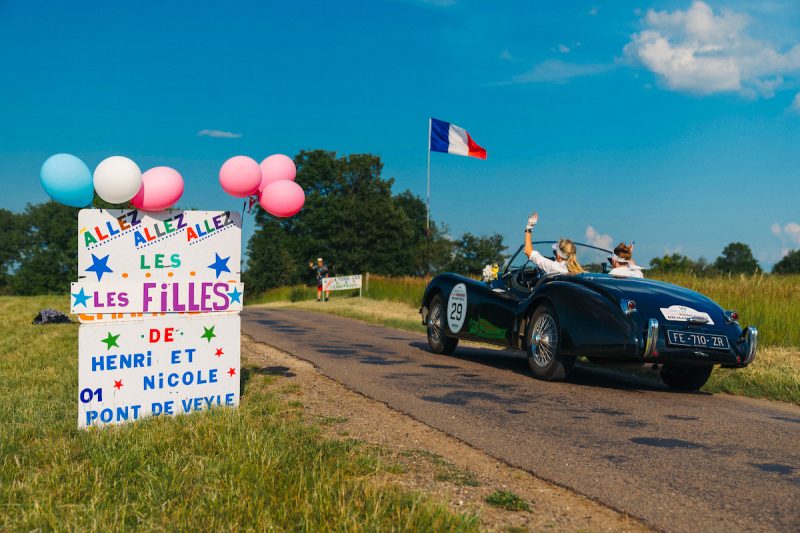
[11,202,79,294]
[648,253,707,274]
[0,208,26,291]
[243,218,297,295]
[447,232,507,276]
[713,242,760,274]
[773,250,800,274]
[246,150,424,289]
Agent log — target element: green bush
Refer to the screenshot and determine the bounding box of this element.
[290,286,308,302]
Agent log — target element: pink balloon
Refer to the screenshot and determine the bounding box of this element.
[259,179,305,218]
[131,167,184,211]
[219,155,261,197]
[258,154,296,193]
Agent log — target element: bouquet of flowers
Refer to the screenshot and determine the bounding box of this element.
[482,263,500,283]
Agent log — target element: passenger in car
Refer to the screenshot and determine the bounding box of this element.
[608,242,644,278]
[523,212,584,274]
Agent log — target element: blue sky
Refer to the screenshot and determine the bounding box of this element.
[1,0,799,268]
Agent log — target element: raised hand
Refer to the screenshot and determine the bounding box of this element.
[526,211,538,231]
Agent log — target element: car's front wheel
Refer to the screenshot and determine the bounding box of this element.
[526,305,575,381]
[660,365,713,391]
[426,294,459,355]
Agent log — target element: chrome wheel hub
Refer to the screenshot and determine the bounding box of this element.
[428,304,443,344]
[530,313,557,368]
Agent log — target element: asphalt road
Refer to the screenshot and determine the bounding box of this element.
[242,308,800,533]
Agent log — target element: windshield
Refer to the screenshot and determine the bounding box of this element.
[504,242,613,274]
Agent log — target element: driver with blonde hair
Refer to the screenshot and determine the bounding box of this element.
[523,212,583,275]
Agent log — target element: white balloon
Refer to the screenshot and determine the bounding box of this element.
[93,156,142,204]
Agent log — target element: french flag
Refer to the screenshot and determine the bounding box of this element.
[429,118,487,160]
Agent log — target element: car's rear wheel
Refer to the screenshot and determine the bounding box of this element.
[526,304,575,381]
[427,294,459,355]
[660,365,713,391]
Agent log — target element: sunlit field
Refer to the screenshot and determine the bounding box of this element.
[0,296,476,531]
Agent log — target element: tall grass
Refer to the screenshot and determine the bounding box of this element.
[653,273,800,347]
[0,296,477,531]
[364,276,428,307]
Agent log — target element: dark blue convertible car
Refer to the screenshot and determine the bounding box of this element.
[420,242,758,391]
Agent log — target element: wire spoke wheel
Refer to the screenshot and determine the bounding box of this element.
[426,294,459,355]
[530,313,557,368]
[429,303,443,344]
[526,304,573,381]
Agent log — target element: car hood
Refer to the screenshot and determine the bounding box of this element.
[568,274,727,326]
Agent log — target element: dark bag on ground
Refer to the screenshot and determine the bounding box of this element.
[32,309,72,325]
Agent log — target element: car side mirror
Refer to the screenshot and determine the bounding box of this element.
[602,263,611,274]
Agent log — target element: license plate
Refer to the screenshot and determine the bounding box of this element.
[666,329,730,351]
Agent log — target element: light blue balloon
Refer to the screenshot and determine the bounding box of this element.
[40,153,94,207]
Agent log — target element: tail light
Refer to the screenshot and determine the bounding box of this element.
[620,299,637,315]
[724,310,739,324]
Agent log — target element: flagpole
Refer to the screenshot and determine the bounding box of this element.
[426,118,431,275]
[426,118,431,233]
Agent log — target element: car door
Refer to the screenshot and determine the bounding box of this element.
[475,248,530,346]
[476,280,521,346]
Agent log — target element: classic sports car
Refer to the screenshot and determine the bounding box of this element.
[419,242,758,391]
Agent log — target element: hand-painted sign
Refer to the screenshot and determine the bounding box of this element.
[77,314,240,428]
[70,280,244,315]
[321,275,362,292]
[78,209,242,283]
[74,209,244,429]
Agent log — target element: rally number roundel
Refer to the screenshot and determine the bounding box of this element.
[447,283,468,334]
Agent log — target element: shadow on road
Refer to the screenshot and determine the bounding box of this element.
[407,340,712,397]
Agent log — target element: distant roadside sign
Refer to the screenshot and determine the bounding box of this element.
[322,275,362,292]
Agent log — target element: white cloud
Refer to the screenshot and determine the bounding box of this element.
[623,1,800,97]
[512,60,614,83]
[785,222,800,244]
[197,129,242,139]
[558,44,571,54]
[791,93,800,112]
[499,49,514,61]
[772,222,800,252]
[588,6,599,16]
[584,226,614,250]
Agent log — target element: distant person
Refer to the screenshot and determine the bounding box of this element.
[608,242,644,278]
[524,212,584,274]
[309,257,330,301]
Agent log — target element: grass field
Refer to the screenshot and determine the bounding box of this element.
[0,296,477,531]
[251,273,800,347]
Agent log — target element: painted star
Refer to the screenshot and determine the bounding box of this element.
[200,326,216,343]
[101,332,120,350]
[215,348,224,357]
[228,286,242,304]
[113,380,123,390]
[207,253,231,279]
[227,367,236,377]
[72,287,91,307]
[86,253,113,281]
